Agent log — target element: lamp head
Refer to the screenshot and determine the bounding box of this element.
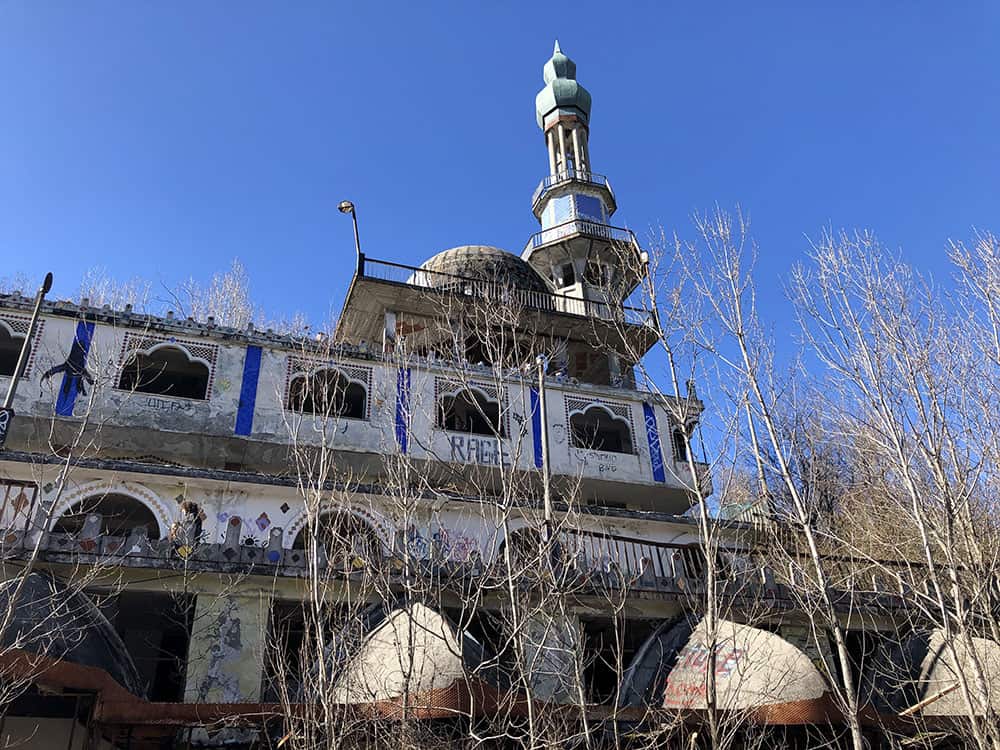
[338,200,355,215]
[41,272,53,294]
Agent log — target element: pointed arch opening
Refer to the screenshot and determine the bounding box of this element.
[52,492,161,539]
[118,345,210,400]
[291,512,382,571]
[287,368,367,419]
[438,387,505,437]
[570,404,633,454]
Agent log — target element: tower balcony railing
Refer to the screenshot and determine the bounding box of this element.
[531,169,614,206]
[525,218,638,252]
[358,255,650,326]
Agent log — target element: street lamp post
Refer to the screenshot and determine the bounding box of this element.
[338,200,362,272]
[0,272,53,449]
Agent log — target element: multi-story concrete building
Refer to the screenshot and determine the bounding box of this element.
[0,44,994,750]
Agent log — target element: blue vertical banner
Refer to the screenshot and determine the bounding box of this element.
[643,402,666,483]
[395,367,411,453]
[55,321,95,417]
[529,387,543,469]
[234,345,262,436]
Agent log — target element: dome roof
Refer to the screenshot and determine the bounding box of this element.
[413,245,550,294]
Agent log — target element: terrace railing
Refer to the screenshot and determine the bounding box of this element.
[525,219,638,251]
[531,169,615,207]
[358,255,651,327]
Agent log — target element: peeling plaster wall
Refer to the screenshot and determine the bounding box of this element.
[184,589,269,704]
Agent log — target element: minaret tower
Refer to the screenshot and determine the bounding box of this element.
[524,42,642,311]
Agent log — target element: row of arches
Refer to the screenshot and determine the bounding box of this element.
[8,329,678,460]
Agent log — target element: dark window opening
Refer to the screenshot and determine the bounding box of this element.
[558,263,576,288]
[438,389,505,437]
[262,599,381,702]
[570,406,633,453]
[672,428,688,461]
[118,346,210,400]
[0,325,26,378]
[287,369,367,419]
[52,493,160,539]
[93,590,194,701]
[291,513,382,571]
[581,617,658,705]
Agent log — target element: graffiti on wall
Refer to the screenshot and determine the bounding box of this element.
[448,434,510,466]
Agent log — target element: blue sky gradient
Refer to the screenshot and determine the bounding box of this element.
[2,2,997,328]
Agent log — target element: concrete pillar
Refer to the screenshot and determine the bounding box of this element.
[571,126,584,174]
[546,130,557,176]
[383,310,397,354]
[184,587,270,703]
[557,123,568,176]
[522,610,582,704]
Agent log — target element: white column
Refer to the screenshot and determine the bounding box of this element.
[557,123,567,176]
[571,126,584,175]
[580,131,591,174]
[546,130,557,176]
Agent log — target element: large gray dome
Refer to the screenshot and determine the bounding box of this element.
[413,245,551,294]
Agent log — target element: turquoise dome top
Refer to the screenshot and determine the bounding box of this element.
[535,41,592,129]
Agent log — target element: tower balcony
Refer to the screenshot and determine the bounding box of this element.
[531,170,616,217]
[524,218,638,253]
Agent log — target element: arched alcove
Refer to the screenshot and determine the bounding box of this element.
[570,405,633,453]
[52,493,161,539]
[118,345,210,400]
[438,388,504,436]
[287,369,366,419]
[291,512,382,570]
[0,323,26,378]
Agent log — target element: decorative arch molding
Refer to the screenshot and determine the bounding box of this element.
[138,341,213,370]
[282,502,394,551]
[115,332,220,400]
[49,480,174,539]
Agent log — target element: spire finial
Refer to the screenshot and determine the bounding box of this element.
[553,39,561,55]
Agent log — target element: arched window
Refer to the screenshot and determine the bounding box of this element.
[0,324,26,378]
[292,513,382,570]
[672,428,688,462]
[287,369,367,419]
[52,493,161,539]
[438,388,504,437]
[570,405,633,454]
[118,346,210,400]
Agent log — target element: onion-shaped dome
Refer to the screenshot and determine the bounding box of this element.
[535,41,592,128]
[412,245,551,294]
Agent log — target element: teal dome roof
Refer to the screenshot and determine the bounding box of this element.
[535,41,592,128]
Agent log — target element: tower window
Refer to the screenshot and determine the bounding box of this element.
[672,428,688,462]
[0,324,26,377]
[118,346,210,400]
[570,405,634,454]
[287,368,367,419]
[559,263,576,287]
[438,388,505,437]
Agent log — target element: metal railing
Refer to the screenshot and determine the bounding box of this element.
[358,255,651,326]
[531,170,615,206]
[525,219,638,251]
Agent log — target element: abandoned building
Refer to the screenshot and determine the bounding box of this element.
[0,43,997,750]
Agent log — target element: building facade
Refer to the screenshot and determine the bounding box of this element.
[0,44,994,750]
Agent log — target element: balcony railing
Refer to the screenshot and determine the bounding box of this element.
[531,170,615,207]
[358,255,651,327]
[525,219,638,251]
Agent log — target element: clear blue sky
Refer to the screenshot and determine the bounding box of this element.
[2,2,997,327]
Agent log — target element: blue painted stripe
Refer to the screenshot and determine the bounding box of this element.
[395,367,410,453]
[643,402,666,483]
[55,321,95,417]
[234,345,262,436]
[529,387,543,469]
